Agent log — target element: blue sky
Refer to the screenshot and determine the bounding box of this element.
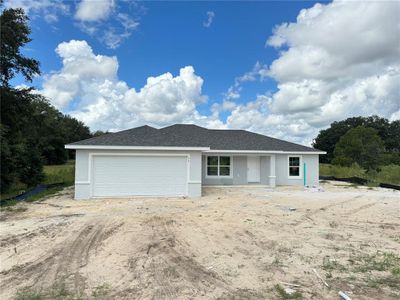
[6,0,400,145]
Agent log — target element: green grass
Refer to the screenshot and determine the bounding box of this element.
[320,163,400,185]
[274,285,303,299]
[349,252,400,274]
[43,160,75,185]
[322,252,400,291]
[0,181,27,201]
[1,160,74,204]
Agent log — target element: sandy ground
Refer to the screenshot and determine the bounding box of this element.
[0,182,399,300]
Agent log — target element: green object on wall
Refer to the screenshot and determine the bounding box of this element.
[304,162,307,186]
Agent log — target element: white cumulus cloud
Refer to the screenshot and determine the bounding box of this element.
[225,0,400,145]
[74,1,141,49]
[41,40,223,132]
[75,0,114,22]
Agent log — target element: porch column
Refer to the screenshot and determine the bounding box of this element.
[269,155,276,187]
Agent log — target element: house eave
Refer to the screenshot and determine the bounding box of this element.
[65,145,211,151]
[204,150,327,155]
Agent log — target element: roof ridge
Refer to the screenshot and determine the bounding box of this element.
[243,130,315,150]
[161,123,207,130]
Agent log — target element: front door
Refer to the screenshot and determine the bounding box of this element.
[247,156,260,183]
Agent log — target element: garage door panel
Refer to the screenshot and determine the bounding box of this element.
[92,156,187,197]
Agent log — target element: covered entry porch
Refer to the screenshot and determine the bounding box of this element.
[201,154,276,187]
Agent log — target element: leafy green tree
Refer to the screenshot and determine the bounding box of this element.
[1,5,91,192]
[1,4,44,191]
[0,5,40,86]
[386,120,400,153]
[332,126,384,170]
[313,116,397,163]
[17,141,44,186]
[92,130,108,137]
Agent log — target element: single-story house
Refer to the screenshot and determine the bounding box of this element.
[65,124,325,199]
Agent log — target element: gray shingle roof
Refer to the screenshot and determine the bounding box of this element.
[68,124,321,152]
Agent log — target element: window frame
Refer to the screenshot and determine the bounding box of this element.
[287,155,302,179]
[206,155,233,178]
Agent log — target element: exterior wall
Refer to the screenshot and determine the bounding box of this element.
[275,154,319,186]
[233,156,247,184]
[74,149,202,199]
[260,156,270,184]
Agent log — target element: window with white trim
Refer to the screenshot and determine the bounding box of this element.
[207,156,231,176]
[288,156,301,178]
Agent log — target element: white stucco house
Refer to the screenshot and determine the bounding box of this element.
[65,124,325,199]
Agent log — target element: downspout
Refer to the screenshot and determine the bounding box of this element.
[303,162,307,186]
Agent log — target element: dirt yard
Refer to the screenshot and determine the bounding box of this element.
[1,182,399,300]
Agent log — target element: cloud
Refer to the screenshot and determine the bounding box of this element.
[225,0,400,145]
[4,0,69,23]
[5,0,141,49]
[74,1,142,49]
[223,62,268,101]
[203,11,215,28]
[41,40,224,132]
[75,0,114,22]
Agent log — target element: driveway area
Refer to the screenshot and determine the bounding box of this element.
[1,182,399,299]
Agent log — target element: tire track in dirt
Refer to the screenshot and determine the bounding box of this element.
[125,216,231,300]
[344,202,378,215]
[293,197,359,227]
[0,220,124,296]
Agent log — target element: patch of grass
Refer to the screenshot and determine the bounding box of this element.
[0,181,27,201]
[14,288,45,300]
[0,199,18,208]
[349,251,400,273]
[372,164,400,186]
[274,284,303,299]
[322,256,347,272]
[43,160,75,185]
[366,275,400,290]
[366,181,379,188]
[91,283,112,299]
[320,163,365,178]
[324,252,400,291]
[320,163,400,185]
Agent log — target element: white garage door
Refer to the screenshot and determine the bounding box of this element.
[92,155,188,197]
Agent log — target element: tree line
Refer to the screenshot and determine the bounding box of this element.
[313,116,400,171]
[0,5,95,192]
